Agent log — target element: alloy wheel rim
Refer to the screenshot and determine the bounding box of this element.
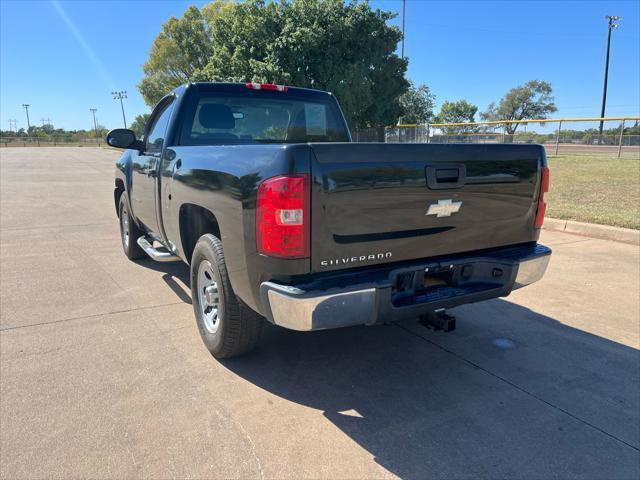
[197,260,220,334]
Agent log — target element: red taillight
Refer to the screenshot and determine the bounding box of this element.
[535,166,550,228]
[256,174,310,258]
[246,82,288,92]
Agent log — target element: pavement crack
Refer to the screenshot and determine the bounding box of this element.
[0,222,113,232]
[542,238,593,247]
[0,302,185,332]
[394,322,640,453]
[231,415,265,480]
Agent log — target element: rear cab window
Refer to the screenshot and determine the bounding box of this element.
[177,85,350,146]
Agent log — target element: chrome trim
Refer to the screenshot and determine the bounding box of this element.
[262,282,377,331]
[136,236,181,262]
[426,199,462,218]
[262,248,551,331]
[513,254,550,289]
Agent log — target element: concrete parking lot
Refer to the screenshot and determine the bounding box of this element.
[1,147,639,479]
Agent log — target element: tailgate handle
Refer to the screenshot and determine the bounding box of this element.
[426,164,466,189]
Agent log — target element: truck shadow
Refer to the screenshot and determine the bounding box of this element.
[220,299,640,479]
[137,259,192,304]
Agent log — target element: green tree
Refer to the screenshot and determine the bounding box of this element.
[88,125,104,139]
[138,0,408,129]
[481,80,557,135]
[41,123,55,135]
[435,100,478,133]
[398,82,435,124]
[130,113,151,138]
[138,5,213,107]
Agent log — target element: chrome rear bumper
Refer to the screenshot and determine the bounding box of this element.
[260,245,551,332]
[512,254,551,290]
[263,284,378,331]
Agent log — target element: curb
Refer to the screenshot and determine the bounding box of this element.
[544,218,639,245]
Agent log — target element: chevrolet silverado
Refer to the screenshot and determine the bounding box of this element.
[108,82,551,358]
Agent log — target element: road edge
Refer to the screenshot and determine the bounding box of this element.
[544,218,640,245]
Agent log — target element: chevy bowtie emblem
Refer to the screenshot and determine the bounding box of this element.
[426,199,462,218]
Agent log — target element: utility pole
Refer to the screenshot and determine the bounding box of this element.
[22,104,31,135]
[401,0,406,59]
[40,117,52,127]
[90,108,99,138]
[112,90,128,128]
[396,0,407,127]
[598,15,620,143]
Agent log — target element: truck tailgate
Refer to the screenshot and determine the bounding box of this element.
[309,143,544,272]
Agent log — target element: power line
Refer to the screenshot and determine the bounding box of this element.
[558,104,638,109]
[405,20,638,40]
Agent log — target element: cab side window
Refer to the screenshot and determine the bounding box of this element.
[145,100,174,154]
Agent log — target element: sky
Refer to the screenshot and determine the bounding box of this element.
[1,0,639,132]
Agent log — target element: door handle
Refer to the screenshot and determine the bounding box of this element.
[426,164,466,189]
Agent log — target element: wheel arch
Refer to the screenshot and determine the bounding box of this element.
[114,149,136,218]
[179,203,221,264]
[114,178,125,216]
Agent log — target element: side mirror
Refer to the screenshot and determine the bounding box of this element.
[106,129,142,150]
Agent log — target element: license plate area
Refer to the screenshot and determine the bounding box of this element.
[422,270,454,290]
[390,259,514,308]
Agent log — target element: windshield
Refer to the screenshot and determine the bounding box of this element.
[178,91,350,146]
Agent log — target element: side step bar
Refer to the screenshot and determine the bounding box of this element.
[136,236,181,262]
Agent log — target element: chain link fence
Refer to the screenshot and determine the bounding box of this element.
[3,117,639,158]
[355,117,640,158]
[0,136,104,148]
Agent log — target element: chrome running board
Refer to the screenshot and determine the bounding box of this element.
[137,236,181,262]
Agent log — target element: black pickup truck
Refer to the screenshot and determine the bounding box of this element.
[108,82,551,358]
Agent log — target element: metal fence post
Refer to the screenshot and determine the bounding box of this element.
[502,124,506,143]
[554,120,562,156]
[426,123,430,143]
[617,119,625,158]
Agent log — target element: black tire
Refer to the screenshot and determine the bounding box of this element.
[118,193,146,260]
[191,234,263,358]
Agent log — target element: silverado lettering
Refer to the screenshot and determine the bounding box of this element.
[320,252,393,267]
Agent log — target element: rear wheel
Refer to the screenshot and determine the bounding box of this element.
[191,234,263,358]
[118,193,145,260]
